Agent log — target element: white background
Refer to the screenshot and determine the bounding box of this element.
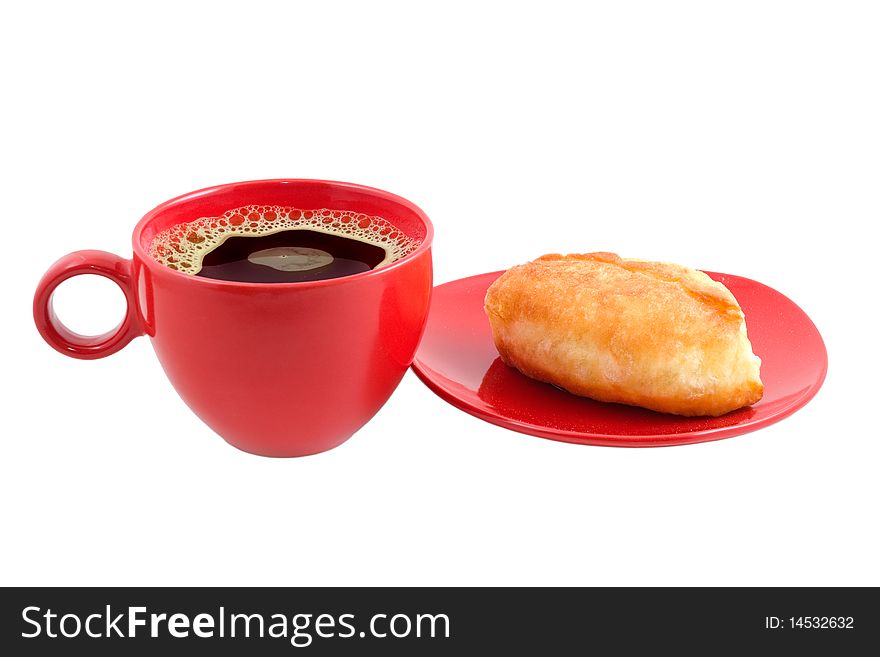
[2,1,877,586]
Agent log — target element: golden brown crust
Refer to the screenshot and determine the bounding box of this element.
[484,253,763,417]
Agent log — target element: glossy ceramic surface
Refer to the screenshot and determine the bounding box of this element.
[34,180,433,457]
[411,271,827,447]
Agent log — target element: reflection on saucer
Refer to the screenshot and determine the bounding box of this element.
[477,357,756,437]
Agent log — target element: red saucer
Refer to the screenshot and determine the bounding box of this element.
[411,271,827,447]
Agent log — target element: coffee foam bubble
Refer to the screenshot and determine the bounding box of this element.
[149,205,420,275]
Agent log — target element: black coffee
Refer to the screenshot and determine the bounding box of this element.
[197,230,388,283]
[149,205,420,282]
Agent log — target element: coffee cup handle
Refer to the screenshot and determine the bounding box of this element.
[33,250,145,359]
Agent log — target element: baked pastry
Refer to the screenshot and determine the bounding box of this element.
[484,253,763,416]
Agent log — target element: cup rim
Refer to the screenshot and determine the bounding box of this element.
[132,178,434,289]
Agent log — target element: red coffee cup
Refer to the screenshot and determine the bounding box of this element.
[33,180,433,456]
